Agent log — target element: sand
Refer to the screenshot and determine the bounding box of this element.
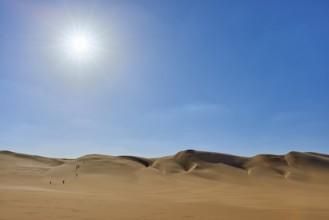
[1,150,329,220]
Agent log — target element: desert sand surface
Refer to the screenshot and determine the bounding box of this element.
[1,149,329,220]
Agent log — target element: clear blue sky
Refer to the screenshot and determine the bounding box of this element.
[0,0,328,158]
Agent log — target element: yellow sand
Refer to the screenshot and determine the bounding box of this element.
[1,150,329,220]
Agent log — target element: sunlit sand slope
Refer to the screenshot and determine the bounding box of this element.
[1,150,329,220]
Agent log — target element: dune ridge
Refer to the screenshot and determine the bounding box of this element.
[1,149,329,181]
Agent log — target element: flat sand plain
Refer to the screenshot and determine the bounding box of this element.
[1,150,329,220]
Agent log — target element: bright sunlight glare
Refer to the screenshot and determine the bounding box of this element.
[61,30,99,64]
[71,36,89,53]
[56,17,107,65]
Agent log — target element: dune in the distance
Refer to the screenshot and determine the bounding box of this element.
[1,150,329,220]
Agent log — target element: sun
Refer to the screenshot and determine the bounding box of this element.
[71,36,90,53]
[56,18,105,65]
[62,31,98,63]
[69,36,90,54]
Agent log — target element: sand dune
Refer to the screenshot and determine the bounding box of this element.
[1,149,329,220]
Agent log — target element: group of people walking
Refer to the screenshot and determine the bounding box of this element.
[49,162,82,185]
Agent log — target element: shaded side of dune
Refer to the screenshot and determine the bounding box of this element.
[285,151,329,170]
[0,150,66,166]
[173,150,249,171]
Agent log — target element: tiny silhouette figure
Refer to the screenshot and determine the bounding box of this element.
[50,181,52,185]
[76,173,78,177]
[63,180,65,184]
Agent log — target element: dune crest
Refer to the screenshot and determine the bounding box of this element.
[1,149,328,182]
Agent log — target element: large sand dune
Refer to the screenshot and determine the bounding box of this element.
[1,150,329,219]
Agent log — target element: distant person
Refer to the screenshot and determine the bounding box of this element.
[63,180,65,184]
[50,181,52,185]
[76,173,78,177]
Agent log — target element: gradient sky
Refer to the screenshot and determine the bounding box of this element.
[1,0,329,158]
